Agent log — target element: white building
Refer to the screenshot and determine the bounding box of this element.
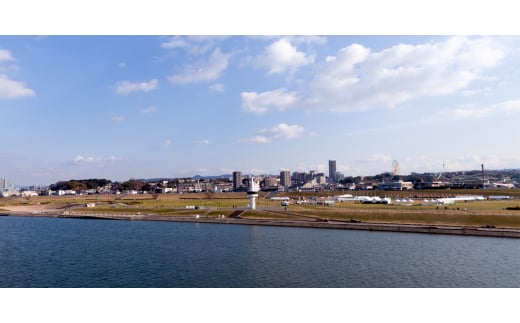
[21,191,39,197]
[0,178,9,190]
[483,181,515,189]
[379,180,413,191]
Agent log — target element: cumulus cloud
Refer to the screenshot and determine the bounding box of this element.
[168,48,230,84]
[194,139,210,144]
[256,38,314,74]
[0,74,36,99]
[0,49,35,99]
[114,79,158,95]
[308,36,505,111]
[0,49,15,62]
[242,37,506,113]
[241,88,299,114]
[241,123,304,144]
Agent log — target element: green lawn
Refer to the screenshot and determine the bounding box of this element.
[2,191,519,228]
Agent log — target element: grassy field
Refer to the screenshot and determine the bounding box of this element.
[248,205,520,228]
[1,189,519,228]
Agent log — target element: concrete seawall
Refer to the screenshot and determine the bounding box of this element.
[156,217,520,238]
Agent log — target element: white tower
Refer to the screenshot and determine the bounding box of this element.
[246,176,259,210]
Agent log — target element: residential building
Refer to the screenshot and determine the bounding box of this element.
[233,171,242,192]
[261,176,278,191]
[329,160,337,182]
[280,170,291,188]
[292,172,306,183]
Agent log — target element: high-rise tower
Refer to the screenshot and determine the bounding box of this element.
[280,170,291,188]
[328,160,337,182]
[232,171,242,192]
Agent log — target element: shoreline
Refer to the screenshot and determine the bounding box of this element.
[3,210,519,239]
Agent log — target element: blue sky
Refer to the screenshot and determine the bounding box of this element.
[1,35,520,185]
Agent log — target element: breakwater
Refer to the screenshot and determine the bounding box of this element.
[153,217,520,238]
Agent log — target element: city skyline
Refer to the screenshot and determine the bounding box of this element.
[2,35,520,186]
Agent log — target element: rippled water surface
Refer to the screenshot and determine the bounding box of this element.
[0,216,518,287]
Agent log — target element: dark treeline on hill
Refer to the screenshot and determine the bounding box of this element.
[120,179,152,191]
[49,178,166,192]
[50,179,112,191]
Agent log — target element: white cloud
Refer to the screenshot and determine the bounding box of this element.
[0,74,36,99]
[111,115,125,122]
[161,36,227,55]
[241,88,299,114]
[256,38,314,74]
[161,36,188,49]
[0,49,15,62]
[242,135,270,144]
[0,49,35,99]
[114,79,158,95]
[194,139,210,145]
[244,37,506,113]
[308,36,505,111]
[141,106,158,113]
[288,36,327,45]
[241,123,304,144]
[438,100,520,119]
[168,48,230,84]
[73,155,120,164]
[209,83,225,93]
[117,62,126,68]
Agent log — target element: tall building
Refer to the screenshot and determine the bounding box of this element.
[328,160,337,182]
[280,170,291,187]
[232,171,242,192]
[0,178,8,190]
